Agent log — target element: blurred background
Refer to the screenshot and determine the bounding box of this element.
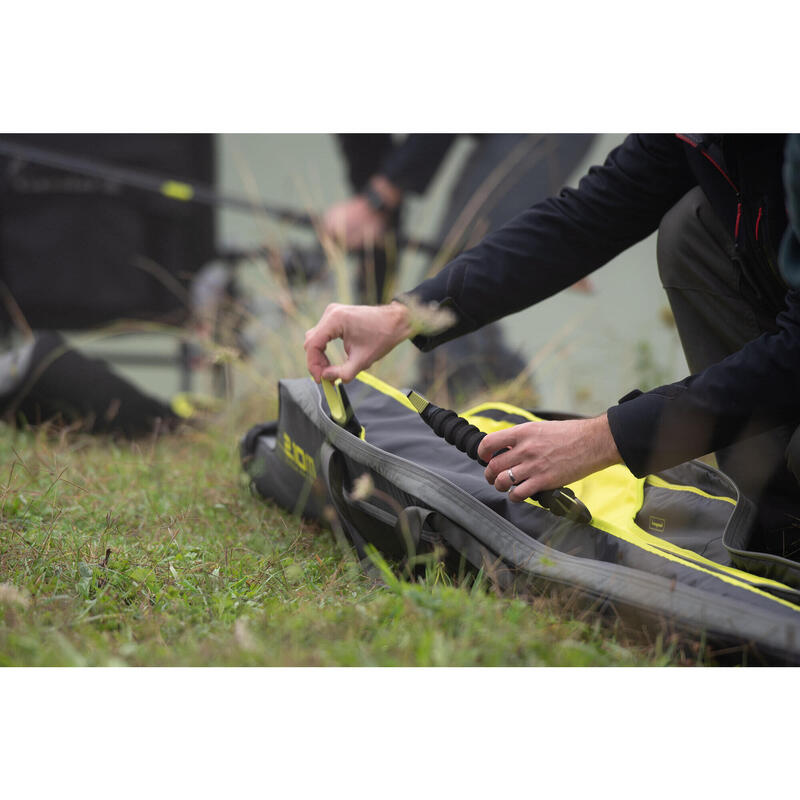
[218,134,686,412]
[0,133,686,421]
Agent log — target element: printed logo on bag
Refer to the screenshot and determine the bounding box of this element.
[281,432,317,480]
[649,516,666,533]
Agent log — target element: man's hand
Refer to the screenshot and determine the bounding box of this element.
[323,176,403,250]
[477,414,622,502]
[323,196,388,249]
[304,301,412,383]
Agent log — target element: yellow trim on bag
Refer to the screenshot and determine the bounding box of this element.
[461,414,523,435]
[580,475,798,602]
[646,474,736,506]
[356,371,417,411]
[461,401,540,422]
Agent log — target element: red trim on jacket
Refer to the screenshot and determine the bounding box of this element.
[675,134,739,193]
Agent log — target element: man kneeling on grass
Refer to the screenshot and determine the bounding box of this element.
[306,134,800,559]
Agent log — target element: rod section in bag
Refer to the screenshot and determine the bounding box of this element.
[407,390,592,524]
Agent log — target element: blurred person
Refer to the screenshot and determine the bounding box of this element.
[323,133,593,398]
[307,134,800,555]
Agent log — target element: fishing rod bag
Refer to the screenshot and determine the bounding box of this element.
[241,372,800,663]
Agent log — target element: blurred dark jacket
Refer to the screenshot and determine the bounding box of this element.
[337,134,457,194]
[779,134,800,290]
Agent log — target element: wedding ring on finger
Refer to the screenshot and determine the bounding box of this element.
[507,468,518,486]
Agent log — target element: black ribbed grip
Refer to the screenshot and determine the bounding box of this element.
[413,396,592,525]
[421,406,487,464]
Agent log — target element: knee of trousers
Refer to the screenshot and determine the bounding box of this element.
[656,186,710,288]
[786,425,800,487]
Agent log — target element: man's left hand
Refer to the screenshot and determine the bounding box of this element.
[477,414,622,502]
[323,196,388,250]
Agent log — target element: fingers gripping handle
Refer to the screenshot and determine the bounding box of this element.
[406,390,592,524]
[322,379,364,438]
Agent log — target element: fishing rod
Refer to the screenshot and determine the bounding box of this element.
[0,137,442,257]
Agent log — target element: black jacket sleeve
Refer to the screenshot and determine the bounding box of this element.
[405,134,696,349]
[607,290,800,476]
[397,133,800,478]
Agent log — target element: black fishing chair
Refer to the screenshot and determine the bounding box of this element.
[0,133,227,395]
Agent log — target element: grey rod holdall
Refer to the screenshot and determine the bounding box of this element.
[241,372,800,664]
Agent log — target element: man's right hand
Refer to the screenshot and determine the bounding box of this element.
[304,301,413,383]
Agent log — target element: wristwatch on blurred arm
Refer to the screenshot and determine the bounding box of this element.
[362,177,403,217]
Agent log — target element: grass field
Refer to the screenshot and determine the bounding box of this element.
[0,239,713,669]
[0,381,702,667]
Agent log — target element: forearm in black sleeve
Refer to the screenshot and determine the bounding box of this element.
[404,134,696,350]
[607,291,800,476]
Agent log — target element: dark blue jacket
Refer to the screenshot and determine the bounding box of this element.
[406,134,795,476]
